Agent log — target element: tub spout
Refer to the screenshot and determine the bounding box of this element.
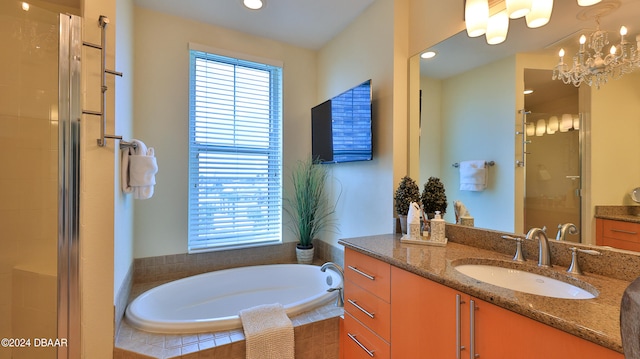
[320,262,344,307]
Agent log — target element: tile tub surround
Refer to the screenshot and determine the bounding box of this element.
[339,230,638,353]
[133,240,344,284]
[115,295,342,359]
[116,240,346,358]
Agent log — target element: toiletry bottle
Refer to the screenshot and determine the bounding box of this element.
[431,211,446,243]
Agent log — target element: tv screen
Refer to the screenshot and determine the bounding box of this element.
[311,79,372,164]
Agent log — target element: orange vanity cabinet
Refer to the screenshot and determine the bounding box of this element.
[596,218,640,252]
[343,248,391,359]
[390,266,623,359]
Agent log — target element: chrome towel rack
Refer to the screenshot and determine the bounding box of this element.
[452,161,495,168]
[82,15,124,147]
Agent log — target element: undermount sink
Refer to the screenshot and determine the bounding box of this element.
[455,263,598,300]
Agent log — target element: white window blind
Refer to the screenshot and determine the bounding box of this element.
[188,49,283,253]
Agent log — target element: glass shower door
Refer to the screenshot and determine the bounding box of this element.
[523,112,582,242]
[0,2,80,358]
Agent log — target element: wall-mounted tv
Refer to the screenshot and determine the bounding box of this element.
[311,79,373,164]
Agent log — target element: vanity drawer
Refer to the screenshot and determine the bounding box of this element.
[345,249,391,302]
[343,312,390,359]
[598,219,640,251]
[344,279,391,342]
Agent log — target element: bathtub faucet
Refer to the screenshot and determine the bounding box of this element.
[320,262,344,307]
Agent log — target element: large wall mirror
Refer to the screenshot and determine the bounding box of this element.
[409,0,640,247]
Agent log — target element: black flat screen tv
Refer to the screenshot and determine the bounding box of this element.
[311,79,372,164]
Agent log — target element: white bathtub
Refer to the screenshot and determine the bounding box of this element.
[125,264,342,334]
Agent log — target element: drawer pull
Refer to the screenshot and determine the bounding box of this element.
[347,299,375,319]
[348,265,376,280]
[611,229,638,235]
[347,332,375,357]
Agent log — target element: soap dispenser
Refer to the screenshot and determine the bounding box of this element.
[430,211,446,243]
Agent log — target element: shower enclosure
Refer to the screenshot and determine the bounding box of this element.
[0,2,81,358]
[523,69,582,243]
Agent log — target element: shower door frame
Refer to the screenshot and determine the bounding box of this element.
[58,13,81,359]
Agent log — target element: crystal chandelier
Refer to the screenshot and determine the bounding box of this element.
[552,18,640,89]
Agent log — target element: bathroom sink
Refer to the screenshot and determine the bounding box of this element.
[455,264,597,299]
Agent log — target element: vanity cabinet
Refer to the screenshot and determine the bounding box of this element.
[343,248,391,358]
[390,266,623,359]
[596,218,640,252]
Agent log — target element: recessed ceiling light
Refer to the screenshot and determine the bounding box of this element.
[22,2,29,11]
[243,0,264,10]
[421,51,437,59]
[524,89,534,94]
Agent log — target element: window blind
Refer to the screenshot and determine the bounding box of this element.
[188,50,283,253]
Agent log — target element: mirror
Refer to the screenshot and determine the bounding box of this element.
[409,0,640,247]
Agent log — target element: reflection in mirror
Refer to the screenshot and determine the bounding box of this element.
[409,0,640,248]
[523,69,580,242]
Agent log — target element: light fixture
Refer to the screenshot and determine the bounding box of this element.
[486,10,509,45]
[552,18,640,88]
[577,0,602,6]
[21,2,29,11]
[536,119,546,136]
[526,122,535,136]
[466,0,553,45]
[548,115,559,132]
[243,0,264,10]
[525,0,553,28]
[523,88,534,94]
[560,114,573,132]
[573,115,580,130]
[506,0,532,19]
[421,51,437,59]
[465,0,490,38]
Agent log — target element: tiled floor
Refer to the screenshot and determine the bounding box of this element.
[115,294,343,359]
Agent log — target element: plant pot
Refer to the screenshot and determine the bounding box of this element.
[296,244,315,264]
[398,214,408,234]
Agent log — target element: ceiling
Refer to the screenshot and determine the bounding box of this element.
[133,0,376,50]
[421,0,640,79]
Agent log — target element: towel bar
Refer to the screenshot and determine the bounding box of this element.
[81,15,124,147]
[119,141,138,150]
[452,161,495,168]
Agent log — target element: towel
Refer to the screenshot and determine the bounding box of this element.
[459,160,487,191]
[239,303,294,359]
[121,139,158,199]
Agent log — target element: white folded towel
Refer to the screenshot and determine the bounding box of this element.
[459,160,487,191]
[239,303,294,359]
[121,139,158,199]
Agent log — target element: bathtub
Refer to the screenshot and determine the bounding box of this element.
[125,264,342,334]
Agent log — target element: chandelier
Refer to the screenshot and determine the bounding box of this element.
[464,0,607,45]
[552,18,640,88]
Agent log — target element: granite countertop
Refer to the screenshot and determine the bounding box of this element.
[338,233,629,353]
[595,205,640,224]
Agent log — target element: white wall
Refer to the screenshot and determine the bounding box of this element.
[419,76,442,184]
[589,71,640,218]
[82,0,116,357]
[316,0,407,246]
[114,0,134,305]
[430,56,517,232]
[132,6,317,257]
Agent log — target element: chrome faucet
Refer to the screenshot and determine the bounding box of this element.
[320,262,344,307]
[526,227,552,267]
[555,223,579,241]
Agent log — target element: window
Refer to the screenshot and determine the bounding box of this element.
[188,46,283,253]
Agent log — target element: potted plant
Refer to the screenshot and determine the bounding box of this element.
[394,176,421,234]
[421,177,448,219]
[284,157,337,264]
